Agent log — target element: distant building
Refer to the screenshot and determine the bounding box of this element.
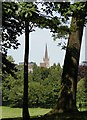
[28,62,35,73]
[19,62,35,73]
[78,26,87,80]
[81,61,87,66]
[81,25,87,66]
[19,62,24,65]
[40,44,50,68]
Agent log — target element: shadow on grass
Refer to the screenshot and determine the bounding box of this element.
[1,111,87,120]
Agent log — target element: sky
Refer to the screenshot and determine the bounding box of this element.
[8,26,86,67]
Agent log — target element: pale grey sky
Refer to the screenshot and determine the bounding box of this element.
[8,26,85,67]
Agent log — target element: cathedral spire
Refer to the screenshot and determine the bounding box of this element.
[43,44,49,68]
[45,44,49,59]
[40,44,50,68]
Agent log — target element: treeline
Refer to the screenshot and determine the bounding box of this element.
[2,59,62,108]
[2,56,87,108]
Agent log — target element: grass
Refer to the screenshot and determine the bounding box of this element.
[0,106,87,120]
[77,102,87,111]
[0,106,51,119]
[0,106,22,119]
[0,106,87,119]
[78,107,87,111]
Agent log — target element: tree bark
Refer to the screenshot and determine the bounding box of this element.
[55,14,85,113]
[23,20,30,120]
[46,14,86,116]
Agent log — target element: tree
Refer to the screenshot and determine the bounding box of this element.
[2,2,62,119]
[28,63,62,108]
[2,56,18,106]
[32,63,42,82]
[15,2,68,119]
[2,61,24,107]
[47,2,87,114]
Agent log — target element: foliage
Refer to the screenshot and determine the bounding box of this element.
[2,55,17,77]
[2,2,87,73]
[2,56,22,107]
[2,2,87,114]
[77,76,87,105]
[2,2,71,55]
[2,2,22,54]
[2,59,62,108]
[52,2,87,48]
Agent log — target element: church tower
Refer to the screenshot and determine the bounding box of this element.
[40,44,50,68]
[43,44,49,68]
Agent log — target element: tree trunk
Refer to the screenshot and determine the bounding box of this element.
[23,20,30,120]
[55,15,85,113]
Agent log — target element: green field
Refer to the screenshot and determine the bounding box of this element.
[0,106,51,119]
[0,106,87,119]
